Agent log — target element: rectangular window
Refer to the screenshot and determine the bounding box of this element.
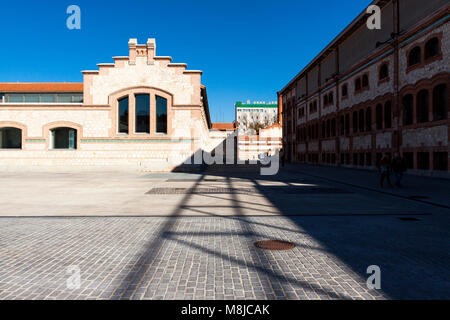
[57,94,73,103]
[73,94,83,103]
[366,153,372,166]
[118,96,129,134]
[433,152,448,171]
[8,94,24,103]
[135,94,150,133]
[156,96,168,134]
[404,152,414,169]
[24,94,39,103]
[417,152,430,170]
[41,94,56,103]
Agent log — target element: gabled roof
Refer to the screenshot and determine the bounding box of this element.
[0,83,83,93]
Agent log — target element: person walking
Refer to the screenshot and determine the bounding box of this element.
[378,154,393,188]
[392,152,407,187]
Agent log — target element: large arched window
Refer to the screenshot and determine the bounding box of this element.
[355,78,361,92]
[425,37,439,60]
[342,84,348,98]
[50,127,77,149]
[376,104,383,130]
[384,101,392,129]
[408,47,421,67]
[433,84,447,121]
[403,94,414,125]
[0,127,22,149]
[416,90,429,123]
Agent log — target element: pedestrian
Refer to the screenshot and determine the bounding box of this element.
[280,148,285,168]
[391,152,407,187]
[378,153,393,188]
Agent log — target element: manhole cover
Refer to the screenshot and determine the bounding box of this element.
[254,240,295,251]
[408,195,429,199]
[398,217,421,221]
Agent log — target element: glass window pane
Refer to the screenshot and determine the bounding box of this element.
[135,94,150,133]
[73,95,83,103]
[24,94,39,103]
[0,127,22,149]
[41,94,56,103]
[118,97,129,134]
[156,96,167,134]
[52,127,77,149]
[57,94,73,103]
[9,94,24,103]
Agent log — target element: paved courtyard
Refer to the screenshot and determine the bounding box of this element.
[0,166,449,299]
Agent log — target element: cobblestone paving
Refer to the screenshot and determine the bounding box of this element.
[1,214,449,300]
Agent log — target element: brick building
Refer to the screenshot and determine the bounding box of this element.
[278,0,449,177]
[0,38,213,172]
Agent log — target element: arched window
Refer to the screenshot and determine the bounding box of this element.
[329,92,334,104]
[403,94,414,125]
[379,64,389,80]
[331,118,336,137]
[355,78,361,92]
[366,107,372,131]
[345,114,350,135]
[118,96,129,134]
[433,84,447,121]
[340,115,345,135]
[376,104,383,130]
[342,84,348,97]
[324,95,328,106]
[362,75,369,88]
[425,37,439,60]
[156,96,168,134]
[359,109,365,132]
[50,127,77,149]
[135,94,150,133]
[417,90,429,123]
[353,111,358,133]
[326,119,331,138]
[408,47,421,66]
[322,121,326,138]
[384,101,392,129]
[0,127,22,149]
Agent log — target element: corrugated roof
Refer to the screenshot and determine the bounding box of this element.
[0,83,83,92]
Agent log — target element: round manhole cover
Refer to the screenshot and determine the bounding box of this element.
[254,240,295,251]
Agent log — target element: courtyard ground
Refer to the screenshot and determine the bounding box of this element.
[0,165,449,299]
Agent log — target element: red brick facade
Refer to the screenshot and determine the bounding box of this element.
[279,0,449,177]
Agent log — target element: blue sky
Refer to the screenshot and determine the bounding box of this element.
[0,0,372,123]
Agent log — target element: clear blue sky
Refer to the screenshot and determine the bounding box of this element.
[0,0,371,123]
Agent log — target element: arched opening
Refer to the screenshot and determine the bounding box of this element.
[433,84,447,121]
[403,94,414,125]
[362,75,369,88]
[376,104,383,130]
[355,78,361,92]
[328,92,334,104]
[50,127,77,149]
[384,101,392,129]
[359,109,365,132]
[342,84,348,97]
[324,95,328,106]
[408,47,421,67]
[352,111,358,133]
[424,37,439,60]
[416,90,429,123]
[366,107,372,131]
[379,64,388,80]
[0,127,22,149]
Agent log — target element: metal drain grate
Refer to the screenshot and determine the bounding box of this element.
[254,240,296,251]
[398,217,421,221]
[146,187,254,194]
